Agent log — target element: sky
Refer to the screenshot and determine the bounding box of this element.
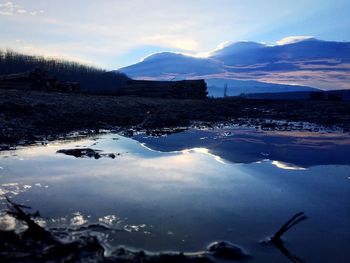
[1,0,349,69]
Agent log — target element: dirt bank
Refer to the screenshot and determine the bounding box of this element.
[1,88,350,148]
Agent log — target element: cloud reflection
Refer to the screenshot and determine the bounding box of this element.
[70,212,88,226]
[181,148,226,164]
[271,161,306,171]
[0,212,16,231]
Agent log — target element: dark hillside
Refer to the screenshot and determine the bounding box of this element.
[0,49,129,93]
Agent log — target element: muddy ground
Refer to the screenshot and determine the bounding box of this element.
[0,198,304,263]
[1,88,350,148]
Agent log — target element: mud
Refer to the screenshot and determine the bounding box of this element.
[1,89,350,149]
[1,198,307,263]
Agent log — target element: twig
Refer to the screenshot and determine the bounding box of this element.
[5,196,56,243]
[269,212,308,263]
[271,212,307,242]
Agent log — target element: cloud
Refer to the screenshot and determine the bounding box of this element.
[8,42,100,66]
[141,35,198,51]
[17,9,26,14]
[0,1,18,15]
[1,0,349,69]
[0,11,11,15]
[0,1,18,8]
[2,0,283,67]
[195,40,233,58]
[276,36,314,45]
[271,161,306,170]
[0,1,44,16]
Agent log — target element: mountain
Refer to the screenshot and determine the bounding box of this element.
[212,38,350,65]
[119,38,350,96]
[121,52,224,78]
[205,78,317,97]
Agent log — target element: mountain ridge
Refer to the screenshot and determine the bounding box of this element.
[119,38,350,95]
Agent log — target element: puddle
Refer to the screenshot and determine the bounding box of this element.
[0,128,349,262]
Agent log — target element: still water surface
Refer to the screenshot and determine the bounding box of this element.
[0,127,349,262]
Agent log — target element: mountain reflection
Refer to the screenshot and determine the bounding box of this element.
[134,128,350,168]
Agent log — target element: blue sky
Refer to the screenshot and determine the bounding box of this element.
[1,0,349,69]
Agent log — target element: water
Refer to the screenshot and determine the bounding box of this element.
[0,127,349,262]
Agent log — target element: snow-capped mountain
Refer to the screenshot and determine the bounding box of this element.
[119,38,350,96]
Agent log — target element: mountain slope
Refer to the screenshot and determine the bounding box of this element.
[121,52,224,78]
[205,78,317,97]
[212,39,350,66]
[119,38,350,94]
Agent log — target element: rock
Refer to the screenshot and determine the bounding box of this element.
[56,148,119,160]
[207,241,250,260]
[108,153,116,159]
[56,148,101,158]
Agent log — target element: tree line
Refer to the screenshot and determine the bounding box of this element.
[0,49,130,93]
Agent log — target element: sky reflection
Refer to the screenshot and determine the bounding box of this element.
[0,130,349,262]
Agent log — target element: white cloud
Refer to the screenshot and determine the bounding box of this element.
[0,1,43,16]
[0,213,16,231]
[0,1,345,69]
[276,36,314,45]
[195,40,233,58]
[272,161,306,170]
[17,9,26,14]
[70,212,88,226]
[141,34,198,51]
[10,42,98,66]
[1,1,262,67]
[0,1,19,8]
[0,10,11,15]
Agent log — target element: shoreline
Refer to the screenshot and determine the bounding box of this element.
[1,88,350,149]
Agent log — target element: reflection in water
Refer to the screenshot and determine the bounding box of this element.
[134,128,350,167]
[0,128,349,263]
[182,148,226,164]
[123,224,147,233]
[0,212,16,231]
[70,212,88,226]
[99,215,119,226]
[275,241,305,263]
[269,212,308,263]
[0,182,48,200]
[271,161,306,170]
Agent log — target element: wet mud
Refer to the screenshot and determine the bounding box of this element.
[1,198,306,263]
[1,89,350,149]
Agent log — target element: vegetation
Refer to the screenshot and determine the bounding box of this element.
[0,49,130,93]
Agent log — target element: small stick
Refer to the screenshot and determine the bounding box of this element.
[269,212,308,263]
[271,212,307,242]
[5,196,57,243]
